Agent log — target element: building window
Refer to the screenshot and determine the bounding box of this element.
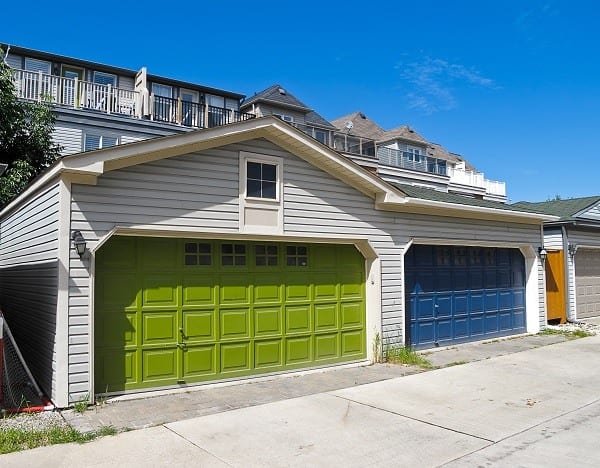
[84,133,118,151]
[286,245,308,267]
[246,161,277,199]
[221,243,246,266]
[255,245,278,266]
[24,58,51,74]
[273,113,294,123]
[93,71,117,87]
[184,242,212,266]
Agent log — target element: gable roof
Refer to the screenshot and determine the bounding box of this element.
[241,84,335,128]
[378,125,428,145]
[331,112,386,140]
[512,197,600,222]
[241,84,311,111]
[1,117,555,225]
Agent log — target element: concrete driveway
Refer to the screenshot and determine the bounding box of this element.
[3,335,600,467]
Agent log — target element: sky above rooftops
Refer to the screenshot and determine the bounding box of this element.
[2,0,598,202]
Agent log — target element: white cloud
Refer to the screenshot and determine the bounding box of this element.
[398,57,496,114]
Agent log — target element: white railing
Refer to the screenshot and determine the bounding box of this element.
[12,69,140,117]
[448,166,506,196]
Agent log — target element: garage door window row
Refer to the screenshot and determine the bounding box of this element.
[184,241,309,268]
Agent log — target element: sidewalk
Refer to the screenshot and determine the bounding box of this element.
[63,332,569,433]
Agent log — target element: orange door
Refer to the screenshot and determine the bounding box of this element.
[545,251,566,323]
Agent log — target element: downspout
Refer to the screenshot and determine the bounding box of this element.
[562,225,574,322]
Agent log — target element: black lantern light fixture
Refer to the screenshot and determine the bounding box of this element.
[71,230,87,257]
[538,247,548,264]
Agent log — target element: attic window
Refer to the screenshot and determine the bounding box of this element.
[278,87,286,95]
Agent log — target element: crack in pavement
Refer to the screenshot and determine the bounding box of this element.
[163,424,235,467]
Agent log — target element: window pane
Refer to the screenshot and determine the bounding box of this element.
[103,136,118,148]
[262,181,276,199]
[255,245,265,255]
[222,244,233,254]
[247,162,261,179]
[298,246,307,255]
[93,72,116,87]
[185,243,197,253]
[185,255,197,265]
[287,257,296,266]
[247,179,261,198]
[198,243,211,254]
[234,244,246,254]
[267,245,277,255]
[84,134,101,151]
[267,257,278,266]
[256,256,266,266]
[262,164,277,181]
[235,256,246,266]
[222,256,233,265]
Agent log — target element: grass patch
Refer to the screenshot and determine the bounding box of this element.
[539,328,592,339]
[72,394,90,414]
[385,345,432,368]
[0,420,118,454]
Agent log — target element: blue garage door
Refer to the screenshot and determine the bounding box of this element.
[405,245,526,349]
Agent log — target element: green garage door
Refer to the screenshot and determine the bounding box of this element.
[95,237,366,394]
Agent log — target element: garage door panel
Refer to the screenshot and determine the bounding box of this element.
[96,311,137,348]
[220,276,250,304]
[95,239,366,393]
[315,333,339,361]
[220,342,250,373]
[340,302,363,328]
[253,282,283,303]
[286,336,313,364]
[254,307,282,336]
[406,245,526,349]
[142,349,177,381]
[255,339,283,369]
[142,311,177,345]
[183,310,216,342]
[341,330,364,356]
[575,250,600,319]
[183,345,216,377]
[220,308,250,340]
[182,276,216,305]
[285,305,311,334]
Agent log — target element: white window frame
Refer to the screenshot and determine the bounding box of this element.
[93,71,117,87]
[239,151,284,235]
[83,133,119,151]
[273,113,294,123]
[242,155,281,202]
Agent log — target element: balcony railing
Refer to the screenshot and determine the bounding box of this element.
[447,167,506,196]
[377,147,447,176]
[13,69,139,116]
[150,95,255,129]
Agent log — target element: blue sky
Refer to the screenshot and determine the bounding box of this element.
[3,1,598,202]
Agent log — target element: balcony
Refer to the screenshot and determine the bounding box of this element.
[150,96,255,129]
[11,68,256,129]
[13,69,139,116]
[377,147,447,176]
[447,166,506,196]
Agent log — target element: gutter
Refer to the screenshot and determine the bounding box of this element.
[387,196,559,223]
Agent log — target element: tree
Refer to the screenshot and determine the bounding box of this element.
[0,48,62,206]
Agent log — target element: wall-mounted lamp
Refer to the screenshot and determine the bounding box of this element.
[538,247,548,264]
[71,230,87,257]
[568,243,578,257]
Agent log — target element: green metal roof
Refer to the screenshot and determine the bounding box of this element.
[392,183,549,214]
[511,196,600,221]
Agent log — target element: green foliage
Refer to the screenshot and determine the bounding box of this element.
[0,48,62,206]
[384,343,432,368]
[0,425,95,454]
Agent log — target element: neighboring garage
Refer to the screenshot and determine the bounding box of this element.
[405,245,526,349]
[575,249,600,319]
[95,236,366,394]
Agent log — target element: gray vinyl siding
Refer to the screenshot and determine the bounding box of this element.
[54,125,83,155]
[256,104,307,125]
[0,182,60,399]
[5,53,22,69]
[566,227,600,248]
[565,227,600,320]
[544,227,564,250]
[579,204,600,221]
[66,138,544,401]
